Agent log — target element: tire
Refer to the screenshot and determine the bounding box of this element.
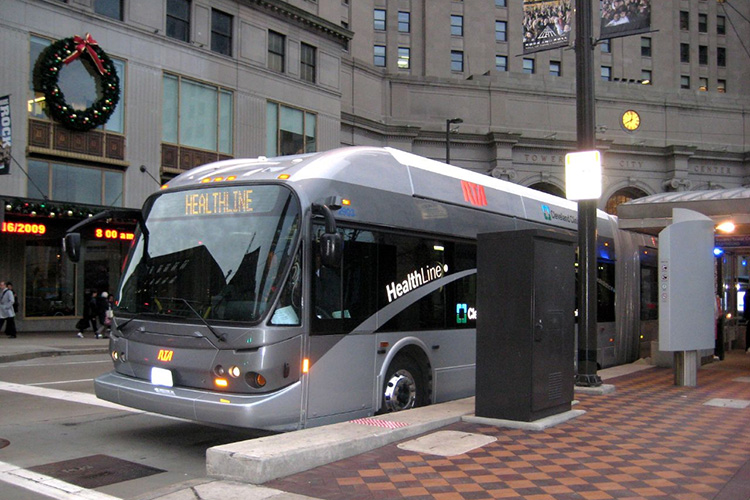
[380,355,428,413]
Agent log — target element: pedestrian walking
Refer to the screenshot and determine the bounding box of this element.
[76,290,98,338]
[0,280,18,338]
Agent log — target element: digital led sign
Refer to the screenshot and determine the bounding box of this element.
[1,221,47,235]
[94,228,135,241]
[184,189,254,216]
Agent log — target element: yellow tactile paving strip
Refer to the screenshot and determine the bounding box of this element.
[267,352,750,499]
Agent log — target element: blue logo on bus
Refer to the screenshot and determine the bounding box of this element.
[542,205,551,221]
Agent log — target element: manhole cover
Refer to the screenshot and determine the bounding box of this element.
[0,438,9,449]
[29,454,165,489]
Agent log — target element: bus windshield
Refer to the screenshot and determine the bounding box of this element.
[116,184,300,324]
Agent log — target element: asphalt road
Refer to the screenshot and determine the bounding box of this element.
[0,353,268,500]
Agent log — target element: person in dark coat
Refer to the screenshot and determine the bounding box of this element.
[77,291,98,338]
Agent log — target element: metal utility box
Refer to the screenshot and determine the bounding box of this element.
[476,229,576,422]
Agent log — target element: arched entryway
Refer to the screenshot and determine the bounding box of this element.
[605,187,649,216]
[529,182,565,198]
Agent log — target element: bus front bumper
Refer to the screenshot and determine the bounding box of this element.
[94,371,302,431]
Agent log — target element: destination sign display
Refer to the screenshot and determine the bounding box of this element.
[184,189,255,216]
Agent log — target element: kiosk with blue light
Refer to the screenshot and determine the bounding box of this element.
[658,208,716,386]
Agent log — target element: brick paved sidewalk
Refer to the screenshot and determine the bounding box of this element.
[268,352,750,500]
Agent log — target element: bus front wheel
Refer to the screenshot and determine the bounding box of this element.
[381,355,428,413]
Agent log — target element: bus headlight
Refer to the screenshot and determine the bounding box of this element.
[228,365,241,378]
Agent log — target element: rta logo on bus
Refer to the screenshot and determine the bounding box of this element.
[456,303,477,324]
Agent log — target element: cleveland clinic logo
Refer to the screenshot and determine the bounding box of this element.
[541,204,577,224]
[542,205,552,221]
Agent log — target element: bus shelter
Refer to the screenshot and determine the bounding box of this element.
[617,187,750,350]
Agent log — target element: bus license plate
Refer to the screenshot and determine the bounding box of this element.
[151,366,173,387]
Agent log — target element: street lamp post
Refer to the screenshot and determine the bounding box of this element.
[574,0,602,387]
[446,118,463,164]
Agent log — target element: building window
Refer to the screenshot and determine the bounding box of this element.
[300,43,316,83]
[698,13,707,33]
[641,37,651,57]
[699,77,708,91]
[550,61,561,76]
[680,75,690,89]
[374,45,386,67]
[717,46,726,67]
[167,0,190,42]
[495,0,506,6]
[398,11,410,33]
[211,9,232,56]
[27,160,124,206]
[699,45,708,65]
[641,70,652,84]
[495,55,507,71]
[451,15,463,36]
[717,15,726,35]
[28,36,125,134]
[717,79,726,93]
[162,74,233,154]
[679,11,689,30]
[398,47,410,69]
[451,51,464,72]
[268,31,286,72]
[495,21,507,42]
[94,0,122,20]
[374,9,386,31]
[266,102,316,156]
[600,39,611,53]
[523,58,535,74]
[680,43,690,63]
[601,65,611,81]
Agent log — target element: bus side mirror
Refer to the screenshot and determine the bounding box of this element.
[320,233,343,269]
[63,233,82,263]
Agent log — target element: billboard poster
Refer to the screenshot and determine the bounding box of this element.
[600,0,651,40]
[0,95,10,175]
[523,0,573,54]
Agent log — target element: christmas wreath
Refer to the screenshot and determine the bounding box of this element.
[33,34,120,132]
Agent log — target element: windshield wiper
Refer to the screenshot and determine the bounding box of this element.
[156,296,226,343]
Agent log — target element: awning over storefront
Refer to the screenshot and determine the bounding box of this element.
[617,187,750,251]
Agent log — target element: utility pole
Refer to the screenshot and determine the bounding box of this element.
[574,0,602,387]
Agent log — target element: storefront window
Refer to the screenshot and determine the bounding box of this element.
[25,240,76,317]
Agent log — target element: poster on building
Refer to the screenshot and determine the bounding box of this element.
[0,95,11,175]
[523,0,572,54]
[600,0,651,40]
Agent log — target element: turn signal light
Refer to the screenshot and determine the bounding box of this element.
[246,372,266,388]
[214,378,228,388]
[302,358,310,374]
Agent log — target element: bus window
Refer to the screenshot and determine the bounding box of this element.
[378,236,476,332]
[311,227,379,334]
[270,250,302,325]
[597,261,616,322]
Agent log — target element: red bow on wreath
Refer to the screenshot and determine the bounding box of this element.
[62,33,106,75]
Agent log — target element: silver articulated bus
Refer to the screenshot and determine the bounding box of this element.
[64,146,657,431]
